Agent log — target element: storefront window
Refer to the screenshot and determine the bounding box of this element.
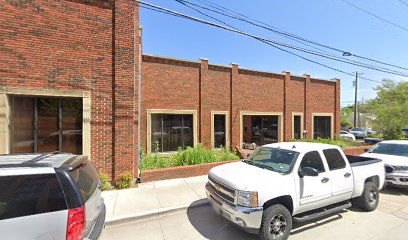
[213,114,226,148]
[151,114,193,152]
[313,116,331,139]
[293,115,301,139]
[12,96,83,154]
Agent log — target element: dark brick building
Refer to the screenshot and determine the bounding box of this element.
[0,0,340,180]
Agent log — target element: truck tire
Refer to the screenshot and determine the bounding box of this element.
[260,204,292,240]
[355,182,379,212]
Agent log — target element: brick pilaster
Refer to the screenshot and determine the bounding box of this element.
[112,0,139,180]
[304,74,312,139]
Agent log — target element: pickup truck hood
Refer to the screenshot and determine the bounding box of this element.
[361,153,408,167]
[209,161,284,191]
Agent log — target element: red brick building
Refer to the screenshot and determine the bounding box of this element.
[0,0,340,180]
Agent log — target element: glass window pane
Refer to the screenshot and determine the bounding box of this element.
[37,98,59,152]
[314,116,331,139]
[12,97,34,153]
[251,116,279,146]
[68,162,99,203]
[293,116,301,139]
[262,116,278,144]
[0,174,67,220]
[151,114,194,152]
[62,98,83,154]
[214,114,226,148]
[323,149,346,170]
[300,151,325,173]
[151,114,163,152]
[183,115,193,149]
[164,114,182,152]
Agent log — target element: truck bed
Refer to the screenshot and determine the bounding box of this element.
[346,155,382,167]
[346,155,384,198]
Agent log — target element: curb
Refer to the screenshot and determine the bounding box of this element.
[105,198,210,226]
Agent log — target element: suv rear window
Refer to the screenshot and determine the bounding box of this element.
[0,174,67,220]
[68,162,99,203]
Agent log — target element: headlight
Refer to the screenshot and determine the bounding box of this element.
[238,191,258,207]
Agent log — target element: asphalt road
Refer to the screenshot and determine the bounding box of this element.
[100,187,408,240]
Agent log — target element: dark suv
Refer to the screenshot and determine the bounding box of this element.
[0,152,105,240]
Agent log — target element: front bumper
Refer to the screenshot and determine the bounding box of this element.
[205,183,263,234]
[386,172,408,186]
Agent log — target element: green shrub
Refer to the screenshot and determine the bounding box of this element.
[367,133,382,139]
[116,172,133,189]
[140,153,171,170]
[172,145,217,166]
[215,147,240,161]
[99,172,111,191]
[140,145,240,170]
[291,138,363,148]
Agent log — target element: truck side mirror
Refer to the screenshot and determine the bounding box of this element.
[364,148,369,152]
[299,167,319,178]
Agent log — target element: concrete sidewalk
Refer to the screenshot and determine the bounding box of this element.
[102,175,208,225]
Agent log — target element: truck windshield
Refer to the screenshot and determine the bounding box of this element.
[244,147,299,174]
[369,143,408,157]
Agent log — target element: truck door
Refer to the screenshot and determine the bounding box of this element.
[297,151,332,211]
[323,149,353,202]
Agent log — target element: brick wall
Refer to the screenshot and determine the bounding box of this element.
[141,55,341,154]
[0,0,340,180]
[0,0,139,180]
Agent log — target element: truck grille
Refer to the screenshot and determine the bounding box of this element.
[208,175,236,204]
[394,166,408,172]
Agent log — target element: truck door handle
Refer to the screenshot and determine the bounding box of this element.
[321,177,329,183]
[344,173,351,178]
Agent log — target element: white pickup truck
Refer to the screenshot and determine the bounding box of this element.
[206,142,385,240]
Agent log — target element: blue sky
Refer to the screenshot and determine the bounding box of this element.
[140,0,408,106]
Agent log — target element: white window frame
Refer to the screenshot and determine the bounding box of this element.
[211,111,229,149]
[292,112,304,139]
[0,87,91,156]
[239,111,284,148]
[146,109,198,154]
[312,113,334,139]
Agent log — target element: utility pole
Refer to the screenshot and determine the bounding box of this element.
[354,72,358,128]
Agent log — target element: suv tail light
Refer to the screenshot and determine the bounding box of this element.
[66,206,85,240]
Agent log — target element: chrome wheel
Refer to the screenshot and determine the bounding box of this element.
[368,190,377,203]
[269,214,287,237]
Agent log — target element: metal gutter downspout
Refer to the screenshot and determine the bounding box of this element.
[137,23,143,183]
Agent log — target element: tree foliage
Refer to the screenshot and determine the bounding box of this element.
[368,80,408,140]
[341,106,353,129]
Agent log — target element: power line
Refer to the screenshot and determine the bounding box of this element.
[139,2,384,83]
[187,0,408,72]
[139,1,406,80]
[340,0,408,33]
[397,0,408,8]
[175,0,408,77]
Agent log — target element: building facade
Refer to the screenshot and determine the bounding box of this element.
[0,0,340,180]
[141,55,340,155]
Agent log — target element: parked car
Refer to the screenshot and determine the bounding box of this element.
[402,128,408,138]
[367,128,377,135]
[206,142,384,240]
[0,152,105,240]
[361,140,408,187]
[340,130,356,141]
[349,127,368,139]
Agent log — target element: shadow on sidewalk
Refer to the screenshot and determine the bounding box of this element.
[186,201,259,240]
[381,186,408,196]
[186,200,346,239]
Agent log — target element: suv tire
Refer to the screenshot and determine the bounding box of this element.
[260,204,292,240]
[355,182,379,211]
